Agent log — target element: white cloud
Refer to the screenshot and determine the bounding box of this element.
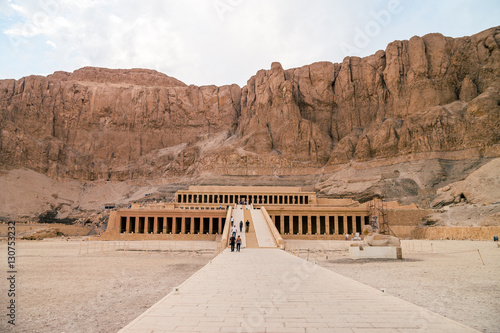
[46,39,56,48]
[9,3,25,14]
[1,0,499,86]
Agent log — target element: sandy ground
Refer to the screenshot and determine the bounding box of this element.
[0,223,93,240]
[0,238,498,332]
[0,239,218,333]
[285,239,500,333]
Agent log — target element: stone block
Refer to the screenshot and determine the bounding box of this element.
[349,244,402,259]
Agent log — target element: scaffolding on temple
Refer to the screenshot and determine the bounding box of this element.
[369,197,393,236]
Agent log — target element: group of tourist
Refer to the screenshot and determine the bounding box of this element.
[229,234,241,252]
[229,224,241,252]
[229,217,250,252]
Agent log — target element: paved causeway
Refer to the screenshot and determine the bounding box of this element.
[119,249,477,333]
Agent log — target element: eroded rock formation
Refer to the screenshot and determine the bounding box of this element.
[0,27,499,206]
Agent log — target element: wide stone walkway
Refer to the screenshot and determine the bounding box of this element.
[119,249,477,333]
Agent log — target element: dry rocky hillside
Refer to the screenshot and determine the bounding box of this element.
[0,26,499,226]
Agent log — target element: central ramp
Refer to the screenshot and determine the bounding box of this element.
[119,249,477,333]
[250,207,277,248]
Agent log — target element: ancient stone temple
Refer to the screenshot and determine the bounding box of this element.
[102,186,373,241]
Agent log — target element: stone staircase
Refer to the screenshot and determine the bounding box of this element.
[228,205,278,249]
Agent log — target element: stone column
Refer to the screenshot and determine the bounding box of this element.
[343,214,348,236]
[126,216,131,233]
[218,218,222,234]
[181,217,186,234]
[280,214,285,234]
[325,216,330,235]
[334,215,339,235]
[154,216,158,234]
[298,215,303,234]
[190,218,195,234]
[200,217,204,234]
[311,215,321,235]
[307,215,311,235]
[353,216,357,234]
[172,217,177,234]
[163,217,167,234]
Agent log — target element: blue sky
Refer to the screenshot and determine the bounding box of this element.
[0,0,499,87]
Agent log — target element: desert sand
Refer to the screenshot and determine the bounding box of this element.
[0,238,498,332]
[286,239,500,333]
[0,239,218,333]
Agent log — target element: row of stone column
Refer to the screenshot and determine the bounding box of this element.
[177,193,309,205]
[271,214,368,235]
[119,216,224,235]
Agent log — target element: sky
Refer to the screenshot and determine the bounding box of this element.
[0,0,499,87]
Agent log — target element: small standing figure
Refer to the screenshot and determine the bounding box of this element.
[239,221,243,232]
[232,225,237,237]
[236,236,241,252]
[345,233,349,241]
[230,235,236,252]
[231,217,234,226]
[245,220,250,232]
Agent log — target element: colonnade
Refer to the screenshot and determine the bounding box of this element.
[118,215,225,235]
[176,193,310,205]
[269,213,370,235]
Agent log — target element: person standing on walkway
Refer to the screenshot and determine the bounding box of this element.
[239,221,243,232]
[245,220,250,232]
[229,235,236,252]
[232,225,237,237]
[231,217,234,226]
[236,236,241,252]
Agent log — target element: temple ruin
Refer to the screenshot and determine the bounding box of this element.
[102,186,381,241]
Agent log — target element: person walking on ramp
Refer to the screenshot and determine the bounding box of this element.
[236,236,242,252]
[229,235,236,252]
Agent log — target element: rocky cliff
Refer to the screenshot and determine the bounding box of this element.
[1,27,499,207]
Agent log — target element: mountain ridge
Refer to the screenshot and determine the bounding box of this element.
[0,26,499,208]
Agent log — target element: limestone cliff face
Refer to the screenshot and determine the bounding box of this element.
[0,67,241,180]
[0,27,499,195]
[231,28,500,169]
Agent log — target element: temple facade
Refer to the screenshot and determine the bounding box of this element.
[102,186,371,240]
